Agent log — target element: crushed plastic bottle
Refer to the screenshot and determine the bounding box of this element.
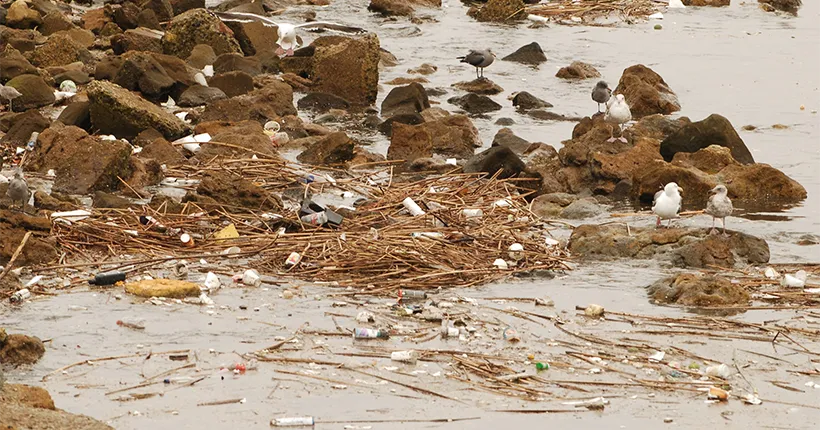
[9,288,31,303]
[353,328,390,339]
[242,269,262,287]
[117,319,145,330]
[398,289,427,301]
[271,417,315,427]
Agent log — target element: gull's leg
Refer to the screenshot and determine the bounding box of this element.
[710,216,717,235]
[618,123,628,143]
[597,103,602,113]
[722,217,729,236]
[607,124,617,143]
[275,46,285,56]
[656,216,662,228]
[286,47,294,56]
[8,98,12,112]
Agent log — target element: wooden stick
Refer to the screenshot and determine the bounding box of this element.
[0,231,31,281]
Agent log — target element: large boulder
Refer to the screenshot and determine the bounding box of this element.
[5,0,43,30]
[491,128,531,154]
[221,20,278,56]
[193,170,282,212]
[0,333,44,365]
[87,80,191,140]
[448,93,502,114]
[614,64,680,118]
[469,0,526,22]
[199,80,297,123]
[178,84,227,106]
[56,101,92,130]
[311,34,380,106]
[110,27,164,54]
[25,123,133,194]
[4,74,55,112]
[452,78,504,95]
[0,45,38,82]
[660,114,754,164]
[195,120,276,158]
[719,163,807,205]
[463,146,526,179]
[501,42,547,64]
[28,33,94,68]
[161,8,242,59]
[213,53,262,76]
[387,114,480,161]
[112,51,177,99]
[648,273,749,308]
[297,92,351,113]
[512,91,552,110]
[208,71,255,97]
[296,132,356,166]
[555,61,600,80]
[381,82,430,117]
[0,110,50,146]
[38,11,76,36]
[568,224,770,268]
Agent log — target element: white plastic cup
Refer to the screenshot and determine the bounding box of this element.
[402,197,425,216]
[242,269,262,287]
[391,350,418,364]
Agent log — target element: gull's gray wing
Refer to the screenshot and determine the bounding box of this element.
[652,189,663,208]
[460,50,487,66]
[212,11,279,27]
[293,21,367,34]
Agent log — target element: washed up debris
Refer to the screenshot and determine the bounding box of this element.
[781,270,807,288]
[353,328,390,339]
[242,269,262,287]
[356,311,376,323]
[527,0,661,24]
[125,279,202,298]
[271,417,315,427]
[707,386,729,401]
[705,363,732,379]
[9,288,31,303]
[89,271,126,286]
[214,224,239,240]
[116,319,145,330]
[584,304,605,318]
[204,272,221,291]
[563,397,609,410]
[391,350,418,364]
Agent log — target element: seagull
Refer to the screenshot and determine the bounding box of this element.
[211,11,366,57]
[604,94,632,143]
[706,184,733,236]
[591,80,612,113]
[652,182,683,228]
[6,168,30,212]
[0,84,23,112]
[457,49,496,80]
[668,0,686,8]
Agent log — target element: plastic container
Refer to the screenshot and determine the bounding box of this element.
[535,362,550,371]
[391,350,418,364]
[440,326,459,338]
[285,252,301,267]
[353,328,390,339]
[402,197,425,216]
[89,271,126,286]
[117,319,145,330]
[242,269,262,287]
[462,208,483,218]
[271,417,315,427]
[10,288,31,303]
[410,232,444,239]
[398,289,427,301]
[503,326,520,342]
[300,212,328,226]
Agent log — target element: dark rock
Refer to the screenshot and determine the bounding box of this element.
[0,45,37,83]
[463,146,525,179]
[195,120,276,158]
[491,128,530,154]
[0,110,50,147]
[369,0,415,16]
[56,101,92,130]
[138,137,187,165]
[660,114,754,164]
[110,27,164,54]
[719,163,807,205]
[388,114,480,161]
[378,113,424,136]
[614,64,680,118]
[199,80,297,123]
[81,7,111,34]
[187,44,217,69]
[381,82,430,117]
[452,78,503,95]
[208,71,254,98]
[213,53,262,76]
[113,51,176,99]
[758,0,801,15]
[512,91,552,110]
[469,0,526,22]
[311,34,380,106]
[136,9,161,30]
[194,170,282,212]
[140,0,174,22]
[501,42,546,64]
[33,190,79,211]
[29,33,94,68]
[94,55,124,81]
[127,156,164,189]
[222,19,278,56]
[5,0,43,30]
[496,117,515,126]
[170,0,205,15]
[0,334,45,366]
[87,80,191,140]
[161,8,242,59]
[448,93,502,114]
[568,224,770,268]
[254,51,281,74]
[39,11,76,35]
[178,84,227,107]
[25,122,133,194]
[296,132,356,166]
[555,61,600,80]
[648,273,749,308]
[93,191,135,209]
[113,2,140,30]
[407,63,437,75]
[4,75,56,112]
[53,69,92,85]
[297,92,351,113]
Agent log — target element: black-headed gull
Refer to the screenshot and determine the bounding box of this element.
[652,182,683,228]
[457,49,496,79]
[706,184,733,236]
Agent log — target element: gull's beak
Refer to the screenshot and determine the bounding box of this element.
[709,187,717,194]
[678,187,684,194]
[491,52,497,58]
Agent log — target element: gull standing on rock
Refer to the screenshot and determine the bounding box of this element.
[591,81,612,113]
[211,11,366,56]
[604,94,632,143]
[0,84,23,112]
[6,169,30,212]
[458,49,496,79]
[706,184,733,236]
[652,182,683,228]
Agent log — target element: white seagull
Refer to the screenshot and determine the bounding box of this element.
[705,184,733,236]
[652,182,683,228]
[668,0,686,8]
[605,94,632,143]
[211,11,366,57]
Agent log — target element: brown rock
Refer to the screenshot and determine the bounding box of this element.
[648,273,749,308]
[197,120,276,159]
[99,22,124,37]
[0,383,114,429]
[720,163,807,205]
[448,93,502,114]
[113,51,176,99]
[81,7,111,34]
[0,110,50,147]
[137,9,162,30]
[127,156,164,189]
[194,170,282,212]
[39,10,76,35]
[222,20,278,56]
[178,84,227,107]
[512,91,552,110]
[29,33,94,68]
[187,43,217,69]
[385,77,428,85]
[297,132,355,166]
[138,137,187,166]
[140,0,174,22]
[500,41,546,64]
[683,0,730,5]
[660,113,753,164]
[388,114,480,161]
[162,8,242,59]
[0,334,45,366]
[381,82,430,117]
[56,101,92,130]
[113,2,141,31]
[463,146,526,179]
[555,61,601,80]
[671,145,739,174]
[614,64,680,118]
[110,27,164,54]
[170,0,205,15]
[93,191,136,209]
[297,92,351,113]
[452,78,503,95]
[208,71,255,97]
[311,34,380,106]
[469,0,526,22]
[491,128,530,154]
[213,53,262,76]
[199,80,297,123]
[5,0,43,30]
[33,190,79,211]
[0,45,38,82]
[408,63,437,75]
[368,0,415,16]
[4,74,56,112]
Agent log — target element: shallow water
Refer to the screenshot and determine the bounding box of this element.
[4,1,820,429]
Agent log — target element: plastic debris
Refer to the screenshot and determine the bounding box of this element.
[503,326,520,342]
[89,271,126,286]
[117,319,145,330]
[508,243,524,261]
[648,351,665,362]
[204,272,221,290]
[493,259,508,270]
[707,386,729,401]
[398,289,427,301]
[271,417,315,427]
[9,289,31,303]
[390,350,418,364]
[705,363,732,379]
[285,252,301,268]
[462,208,483,218]
[584,304,605,318]
[356,311,376,323]
[353,328,390,339]
[742,394,762,405]
[563,397,608,410]
[214,224,239,240]
[535,362,550,371]
[402,197,426,216]
[242,269,262,287]
[781,270,807,288]
[51,210,92,224]
[125,279,202,298]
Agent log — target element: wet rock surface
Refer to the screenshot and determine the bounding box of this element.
[555,61,601,80]
[660,114,754,164]
[614,64,681,118]
[648,273,749,307]
[0,383,113,429]
[0,332,45,366]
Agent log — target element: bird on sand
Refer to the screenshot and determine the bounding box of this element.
[6,169,30,212]
[457,49,496,79]
[0,84,23,112]
[652,182,683,228]
[591,80,612,113]
[604,94,632,143]
[706,184,733,236]
[211,11,366,57]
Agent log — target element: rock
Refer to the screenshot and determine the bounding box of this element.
[56,101,92,130]
[758,0,801,15]
[113,51,176,99]
[627,114,689,141]
[512,91,552,110]
[221,18,278,56]
[452,78,503,95]
[648,273,748,308]
[568,224,770,268]
[311,34,380,106]
[683,0,730,5]
[39,11,75,36]
[379,48,399,68]
[388,114,480,161]
[170,0,205,15]
[178,84,227,106]
[492,128,530,154]
[297,132,355,166]
[94,55,124,81]
[4,74,56,112]
[6,0,42,30]
[137,9,161,30]
[381,82,430,117]
[660,114,754,164]
[0,110,50,146]
[297,92,351,113]
[110,27,164,54]
[378,113,424,137]
[33,191,79,211]
[719,163,807,204]
[53,69,92,85]
[560,198,605,219]
[0,45,38,82]
[87,80,191,140]
[614,64,680,118]
[125,278,200,298]
[469,0,526,22]
[531,192,576,218]
[113,2,140,31]
[187,44,217,69]
[408,63,437,75]
[208,71,254,97]
[672,145,739,174]
[369,0,415,16]
[93,191,135,209]
[26,123,133,194]
[141,0,174,22]
[448,93,502,114]
[199,80,297,123]
[29,33,94,68]
[501,42,547,64]
[194,170,283,212]
[0,383,114,430]
[161,8,242,59]
[0,334,44,366]
[128,156,165,189]
[100,22,124,37]
[81,7,111,34]
[138,137,187,165]
[463,146,525,179]
[194,120,276,158]
[555,61,601,80]
[213,53,262,76]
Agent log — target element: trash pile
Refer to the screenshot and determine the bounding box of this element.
[526,0,661,24]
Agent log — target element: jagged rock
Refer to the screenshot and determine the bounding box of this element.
[452,78,503,95]
[137,9,161,30]
[113,51,176,99]
[5,0,42,30]
[381,82,430,117]
[569,224,770,268]
[110,27,164,54]
[199,80,297,123]
[378,113,425,137]
[187,44,217,69]
[297,132,355,166]
[56,101,92,130]
[387,114,480,161]
[463,146,525,179]
[100,22,124,37]
[648,273,749,308]
[81,7,111,34]
[138,137,187,165]
[29,33,94,68]
[0,110,50,146]
[178,85,227,107]
[448,93,501,114]
[39,10,75,35]
[140,0,174,22]
[213,53,262,76]
[311,34,380,106]
[555,61,600,80]
[4,74,56,112]
[512,91,552,110]
[222,18,278,56]
[87,80,191,140]
[0,334,44,366]
[660,114,754,164]
[501,42,546,64]
[208,71,254,97]
[0,45,38,82]
[194,120,276,158]
[614,64,680,118]
[113,2,140,31]
[491,128,530,154]
[297,92,351,113]
[161,8,242,59]
[469,0,526,22]
[194,170,283,212]
[368,0,415,16]
[94,55,124,81]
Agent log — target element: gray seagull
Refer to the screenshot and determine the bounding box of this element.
[6,169,31,212]
[0,84,23,112]
[458,49,496,79]
[591,80,612,113]
[706,184,733,236]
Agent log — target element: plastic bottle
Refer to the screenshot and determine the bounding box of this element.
[503,326,520,342]
[10,289,31,303]
[535,362,550,371]
[300,212,328,226]
[402,197,425,216]
[398,289,427,301]
[285,252,301,267]
[353,328,390,339]
[89,271,126,286]
[271,417,315,427]
[116,319,145,330]
[391,350,418,364]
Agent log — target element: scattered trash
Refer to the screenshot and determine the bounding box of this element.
[89,271,126,286]
[299,199,343,227]
[117,319,145,330]
[390,350,418,364]
[10,288,31,303]
[410,232,444,239]
[214,224,240,240]
[402,197,426,216]
[462,208,483,218]
[563,397,608,410]
[493,259,508,270]
[648,351,665,362]
[282,290,294,299]
[51,210,92,224]
[24,276,43,288]
[502,326,520,342]
[242,269,262,287]
[664,417,673,423]
[742,394,762,405]
[353,328,390,339]
[204,272,221,290]
[508,243,524,261]
[763,267,780,279]
[535,362,550,371]
[356,311,376,323]
[707,386,729,401]
[584,304,605,318]
[285,252,302,268]
[534,297,554,307]
[271,417,315,427]
[705,363,732,379]
[161,96,176,108]
[59,80,77,93]
[180,233,195,248]
[781,270,807,288]
[398,289,427,301]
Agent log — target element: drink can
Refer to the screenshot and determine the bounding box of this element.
[300,212,328,226]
